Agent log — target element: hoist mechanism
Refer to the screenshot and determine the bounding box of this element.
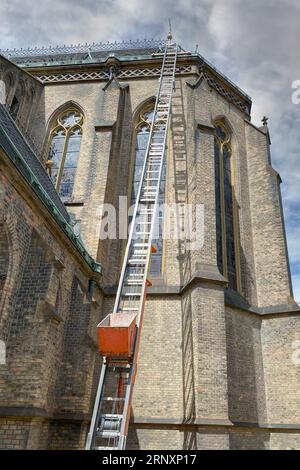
[85,33,178,451]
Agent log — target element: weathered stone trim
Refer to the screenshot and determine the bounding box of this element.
[36,299,64,324]
[131,418,300,431]
[104,275,300,318]
[225,288,300,316]
[94,121,116,132]
[34,66,193,84]
[197,120,215,133]
[1,408,300,432]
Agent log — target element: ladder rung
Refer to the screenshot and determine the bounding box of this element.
[121,307,139,311]
[95,447,118,450]
[101,414,123,419]
[126,281,143,286]
[128,260,147,264]
[131,254,147,258]
[125,280,143,287]
[123,292,142,297]
[127,271,145,275]
[97,431,120,438]
[102,397,124,401]
[132,250,147,259]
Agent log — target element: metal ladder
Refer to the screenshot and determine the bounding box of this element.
[86,36,178,451]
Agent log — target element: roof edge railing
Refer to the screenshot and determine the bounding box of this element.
[0,38,167,60]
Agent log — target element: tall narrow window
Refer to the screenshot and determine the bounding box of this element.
[130,105,166,276]
[10,82,23,120]
[47,109,83,200]
[0,229,9,303]
[214,122,240,291]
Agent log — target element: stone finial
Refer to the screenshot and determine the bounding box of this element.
[167,19,173,40]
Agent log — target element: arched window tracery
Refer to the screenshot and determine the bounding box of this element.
[46,109,83,199]
[214,121,240,291]
[130,104,166,276]
[10,81,24,120]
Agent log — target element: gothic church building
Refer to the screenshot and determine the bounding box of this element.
[0,39,299,450]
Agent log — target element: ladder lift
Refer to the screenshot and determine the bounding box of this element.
[85,33,178,451]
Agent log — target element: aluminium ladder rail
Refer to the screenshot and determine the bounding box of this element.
[86,37,178,451]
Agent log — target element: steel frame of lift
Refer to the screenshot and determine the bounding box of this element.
[85,34,178,451]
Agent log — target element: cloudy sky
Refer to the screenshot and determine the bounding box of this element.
[0,0,299,302]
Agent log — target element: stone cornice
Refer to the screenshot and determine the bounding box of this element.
[1,406,300,431]
[197,120,216,133]
[30,64,194,84]
[17,53,251,115]
[94,120,116,132]
[103,263,300,318]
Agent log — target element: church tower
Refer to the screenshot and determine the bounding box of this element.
[0,38,299,450]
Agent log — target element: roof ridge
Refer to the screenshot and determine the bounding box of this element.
[0,38,166,59]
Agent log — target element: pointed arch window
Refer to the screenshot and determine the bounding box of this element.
[47,109,83,199]
[214,121,240,291]
[130,104,166,276]
[0,229,9,303]
[10,81,24,120]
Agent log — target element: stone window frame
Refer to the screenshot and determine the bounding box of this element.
[128,99,168,278]
[214,119,242,292]
[45,107,84,200]
[9,79,26,121]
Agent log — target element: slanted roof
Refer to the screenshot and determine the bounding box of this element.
[0,39,166,66]
[0,104,102,275]
[1,38,251,114]
[0,104,70,220]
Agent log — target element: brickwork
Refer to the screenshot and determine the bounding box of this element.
[245,122,293,307]
[0,418,31,449]
[0,156,102,448]
[225,307,268,424]
[0,56,43,156]
[261,315,300,424]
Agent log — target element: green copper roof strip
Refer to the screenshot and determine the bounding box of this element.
[194,52,252,102]
[0,126,102,275]
[21,51,251,104]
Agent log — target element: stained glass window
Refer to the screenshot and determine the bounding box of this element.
[10,96,20,120]
[214,122,239,290]
[131,105,166,276]
[47,109,83,200]
[214,139,223,275]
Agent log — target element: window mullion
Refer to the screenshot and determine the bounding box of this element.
[219,143,228,280]
[55,129,69,192]
[230,153,242,293]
